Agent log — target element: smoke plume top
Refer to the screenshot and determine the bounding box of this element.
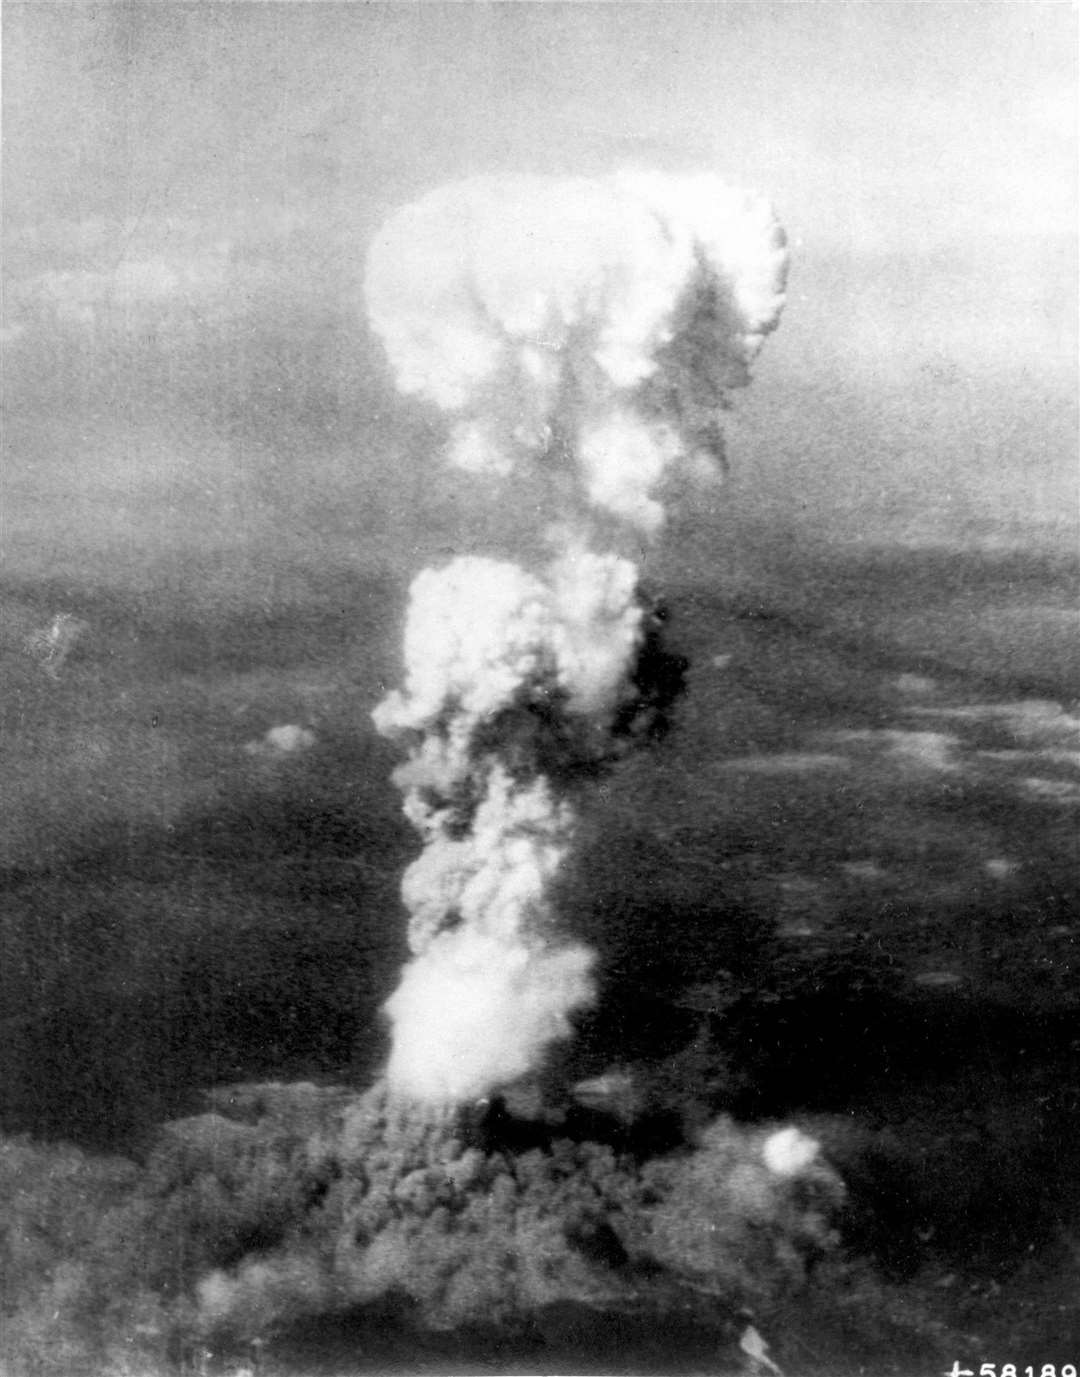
[366,171,787,534]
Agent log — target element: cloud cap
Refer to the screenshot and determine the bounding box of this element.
[365,171,787,533]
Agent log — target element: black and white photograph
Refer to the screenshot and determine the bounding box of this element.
[2,3,1077,1373]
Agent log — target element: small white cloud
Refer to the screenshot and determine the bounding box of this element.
[740,1322,784,1375]
[1019,777,1080,805]
[913,970,963,990]
[893,673,936,695]
[842,859,887,881]
[828,728,958,773]
[762,1126,820,1178]
[910,701,1080,749]
[244,724,317,758]
[984,857,1018,880]
[884,731,958,772]
[23,612,89,678]
[266,724,316,753]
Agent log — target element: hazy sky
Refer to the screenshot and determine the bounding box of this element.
[3,2,1076,597]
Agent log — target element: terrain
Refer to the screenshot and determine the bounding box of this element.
[1,537,1077,1374]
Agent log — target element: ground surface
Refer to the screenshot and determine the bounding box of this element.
[1,540,1077,1374]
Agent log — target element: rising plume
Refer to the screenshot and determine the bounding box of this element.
[367,171,788,1106]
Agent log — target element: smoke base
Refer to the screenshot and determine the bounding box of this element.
[1,1079,880,1376]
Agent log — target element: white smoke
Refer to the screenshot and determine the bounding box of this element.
[372,550,643,735]
[371,554,641,1101]
[366,171,787,535]
[367,171,787,1105]
[384,929,595,1103]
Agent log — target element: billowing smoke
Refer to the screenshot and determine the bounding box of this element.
[367,171,788,1104]
[3,1081,872,1374]
[372,547,666,1100]
[365,171,787,535]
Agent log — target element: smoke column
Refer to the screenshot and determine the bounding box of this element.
[367,171,787,1105]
